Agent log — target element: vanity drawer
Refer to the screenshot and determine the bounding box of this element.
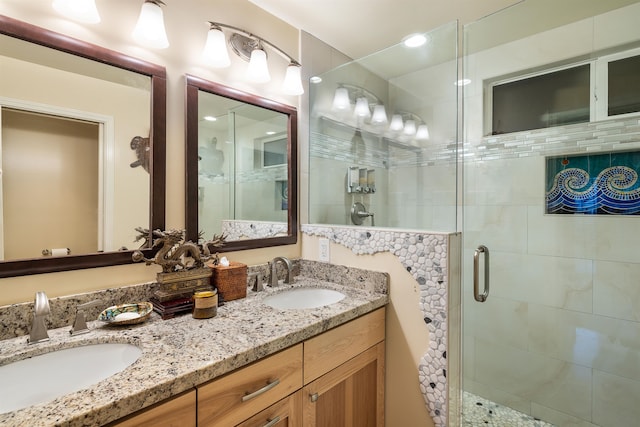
[303,307,385,384]
[197,344,303,427]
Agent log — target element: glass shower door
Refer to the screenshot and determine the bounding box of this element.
[461,1,640,426]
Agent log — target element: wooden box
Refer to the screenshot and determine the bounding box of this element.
[210,261,247,302]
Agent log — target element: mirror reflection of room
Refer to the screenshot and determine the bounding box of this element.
[197,91,288,241]
[0,33,152,261]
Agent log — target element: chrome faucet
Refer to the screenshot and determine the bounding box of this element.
[270,256,292,287]
[28,291,50,344]
[70,300,103,336]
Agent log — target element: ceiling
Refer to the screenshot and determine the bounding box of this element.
[249,0,521,60]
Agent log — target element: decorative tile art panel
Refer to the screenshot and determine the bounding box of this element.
[546,150,640,215]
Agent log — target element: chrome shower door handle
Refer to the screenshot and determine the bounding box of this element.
[473,245,490,302]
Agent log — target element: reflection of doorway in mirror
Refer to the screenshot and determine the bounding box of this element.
[0,100,114,260]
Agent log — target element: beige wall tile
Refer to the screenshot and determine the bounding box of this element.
[594,261,640,322]
[593,370,640,427]
[489,251,593,312]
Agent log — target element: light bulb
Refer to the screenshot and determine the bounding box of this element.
[202,26,230,68]
[246,49,271,83]
[332,87,351,111]
[404,120,417,135]
[132,0,169,49]
[416,124,430,140]
[52,0,100,24]
[371,105,388,124]
[282,63,304,95]
[354,97,370,118]
[389,114,403,131]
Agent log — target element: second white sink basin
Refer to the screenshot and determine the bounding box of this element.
[263,287,345,310]
[0,343,142,414]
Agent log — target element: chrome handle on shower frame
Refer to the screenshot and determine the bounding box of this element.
[473,245,489,302]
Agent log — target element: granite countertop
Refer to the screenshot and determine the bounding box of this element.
[0,276,388,426]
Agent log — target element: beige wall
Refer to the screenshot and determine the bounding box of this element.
[0,0,301,305]
[303,234,434,426]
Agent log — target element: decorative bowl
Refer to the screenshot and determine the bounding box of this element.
[98,302,153,325]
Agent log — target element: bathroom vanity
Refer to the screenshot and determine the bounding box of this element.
[113,308,385,427]
[0,268,388,426]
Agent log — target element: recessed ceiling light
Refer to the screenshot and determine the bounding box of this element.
[310,76,322,84]
[403,33,427,48]
[203,115,217,121]
[266,131,276,135]
[455,79,472,86]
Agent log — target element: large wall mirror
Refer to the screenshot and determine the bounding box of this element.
[0,15,166,277]
[185,75,297,251]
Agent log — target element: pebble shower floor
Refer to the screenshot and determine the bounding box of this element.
[462,392,556,427]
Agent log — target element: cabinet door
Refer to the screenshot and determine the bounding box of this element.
[236,391,302,427]
[303,342,384,427]
[107,389,196,427]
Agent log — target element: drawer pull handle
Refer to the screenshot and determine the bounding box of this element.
[262,416,281,427]
[310,392,318,402]
[242,379,280,402]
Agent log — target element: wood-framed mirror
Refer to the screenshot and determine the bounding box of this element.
[0,14,166,277]
[185,74,297,251]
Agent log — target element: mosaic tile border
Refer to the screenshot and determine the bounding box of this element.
[469,116,640,162]
[302,224,457,427]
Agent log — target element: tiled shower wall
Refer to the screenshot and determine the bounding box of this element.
[463,117,640,426]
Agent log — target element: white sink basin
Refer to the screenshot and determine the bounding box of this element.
[0,343,141,414]
[263,287,345,309]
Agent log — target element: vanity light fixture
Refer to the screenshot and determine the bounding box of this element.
[202,22,304,95]
[391,111,430,141]
[416,124,430,140]
[331,83,384,119]
[132,0,169,49]
[52,0,100,24]
[403,119,417,135]
[329,84,429,144]
[389,114,404,131]
[332,87,351,110]
[371,104,388,124]
[354,97,371,118]
[246,45,270,83]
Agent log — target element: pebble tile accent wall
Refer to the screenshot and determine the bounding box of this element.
[302,224,459,427]
[221,220,288,240]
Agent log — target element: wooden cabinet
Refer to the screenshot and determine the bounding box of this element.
[109,308,385,427]
[302,308,385,427]
[236,390,302,427]
[198,344,303,427]
[106,389,196,427]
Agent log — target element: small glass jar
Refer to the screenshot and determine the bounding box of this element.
[192,290,218,319]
